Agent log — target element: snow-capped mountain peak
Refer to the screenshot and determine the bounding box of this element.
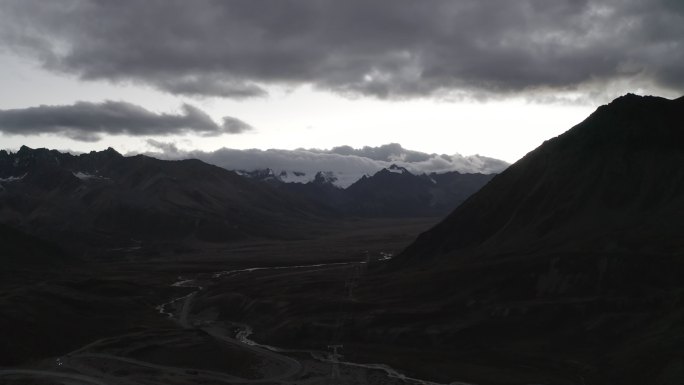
[313,171,338,185]
[238,168,343,186]
[143,143,509,188]
[386,164,410,174]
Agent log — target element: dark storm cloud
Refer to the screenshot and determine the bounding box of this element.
[0,101,252,142]
[0,0,682,99]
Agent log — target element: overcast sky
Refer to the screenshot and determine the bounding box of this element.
[0,0,682,163]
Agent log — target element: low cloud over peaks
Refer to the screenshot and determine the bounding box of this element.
[145,142,509,187]
[316,143,433,163]
[1,1,682,100]
[0,101,252,142]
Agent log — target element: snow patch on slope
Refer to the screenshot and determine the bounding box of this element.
[72,171,110,181]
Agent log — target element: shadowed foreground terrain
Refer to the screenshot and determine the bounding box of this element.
[0,218,441,385]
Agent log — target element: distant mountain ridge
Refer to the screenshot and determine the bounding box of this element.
[0,145,496,258]
[244,163,496,218]
[146,142,509,188]
[0,146,330,257]
[343,164,495,217]
[237,168,339,185]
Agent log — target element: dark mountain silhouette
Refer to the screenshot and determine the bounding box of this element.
[344,164,495,217]
[352,94,684,383]
[399,93,684,264]
[0,147,328,257]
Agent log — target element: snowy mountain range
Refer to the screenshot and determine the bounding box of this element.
[241,162,497,218]
[145,142,510,187]
[236,169,339,185]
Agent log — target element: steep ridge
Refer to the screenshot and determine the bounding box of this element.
[352,94,684,384]
[0,147,328,257]
[398,93,684,264]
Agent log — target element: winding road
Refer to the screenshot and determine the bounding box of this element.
[1,261,467,385]
[175,262,465,385]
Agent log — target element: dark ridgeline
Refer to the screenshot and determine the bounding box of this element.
[398,93,684,264]
[0,147,333,258]
[357,94,684,384]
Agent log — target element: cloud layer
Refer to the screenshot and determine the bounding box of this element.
[145,142,509,187]
[1,0,682,100]
[0,101,251,141]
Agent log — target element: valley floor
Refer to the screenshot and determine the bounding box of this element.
[0,218,447,385]
[4,216,671,385]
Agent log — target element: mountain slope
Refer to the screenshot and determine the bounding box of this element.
[0,147,328,257]
[0,223,70,266]
[356,94,684,383]
[399,93,684,264]
[344,164,495,217]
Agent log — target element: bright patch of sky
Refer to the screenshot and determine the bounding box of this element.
[0,55,593,163]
